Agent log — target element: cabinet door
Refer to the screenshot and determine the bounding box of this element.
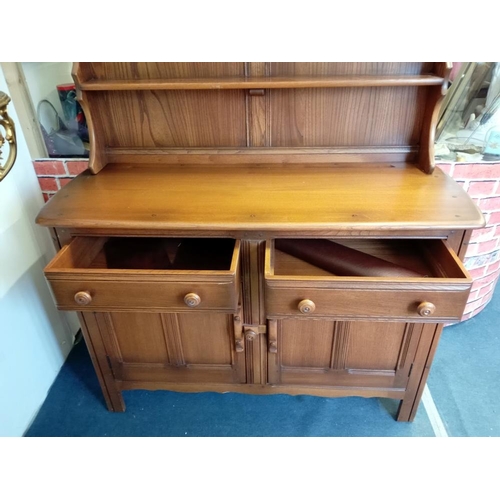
[268,319,422,390]
[88,311,246,386]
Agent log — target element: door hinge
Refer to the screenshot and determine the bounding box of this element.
[408,363,414,378]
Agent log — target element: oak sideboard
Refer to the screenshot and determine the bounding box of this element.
[37,62,484,422]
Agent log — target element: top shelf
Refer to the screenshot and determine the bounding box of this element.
[36,164,484,235]
[78,74,446,91]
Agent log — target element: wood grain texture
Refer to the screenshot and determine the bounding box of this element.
[265,239,471,321]
[270,87,428,147]
[265,287,470,322]
[94,90,247,149]
[273,318,419,389]
[397,323,443,422]
[270,239,470,280]
[106,146,418,165]
[347,322,408,370]
[93,310,246,385]
[280,320,335,368]
[36,165,485,232]
[79,91,107,173]
[72,62,95,87]
[84,62,246,80]
[267,319,279,384]
[53,227,72,248]
[117,380,405,399]
[244,327,267,385]
[78,312,125,411]
[418,63,452,173]
[47,279,239,312]
[45,236,241,312]
[78,75,445,91]
[240,240,266,325]
[66,228,458,240]
[38,63,479,420]
[246,62,270,147]
[72,62,446,175]
[106,313,169,364]
[457,230,473,261]
[268,62,435,76]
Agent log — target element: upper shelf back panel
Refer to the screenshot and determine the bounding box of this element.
[73,62,450,174]
[90,89,248,148]
[81,62,247,80]
[79,62,436,81]
[270,87,427,147]
[268,62,435,76]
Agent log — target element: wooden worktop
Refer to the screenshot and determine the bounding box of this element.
[36,164,484,236]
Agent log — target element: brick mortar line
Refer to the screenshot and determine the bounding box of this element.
[37,174,77,178]
[465,296,493,315]
[467,295,494,316]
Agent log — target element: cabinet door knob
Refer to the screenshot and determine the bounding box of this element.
[74,291,92,306]
[184,293,201,307]
[417,301,436,317]
[245,330,258,341]
[298,299,316,314]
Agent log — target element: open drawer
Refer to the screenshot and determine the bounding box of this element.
[265,238,472,322]
[45,237,240,312]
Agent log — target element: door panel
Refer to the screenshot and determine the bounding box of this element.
[280,320,334,369]
[269,319,422,390]
[346,322,409,370]
[108,313,169,364]
[91,311,246,385]
[176,313,234,365]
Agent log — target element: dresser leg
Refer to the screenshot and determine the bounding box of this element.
[77,313,126,412]
[396,323,443,422]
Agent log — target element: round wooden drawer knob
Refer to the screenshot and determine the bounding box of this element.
[184,293,201,308]
[417,301,436,317]
[74,291,92,306]
[298,299,316,314]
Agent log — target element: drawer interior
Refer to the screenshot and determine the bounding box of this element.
[50,237,238,272]
[270,238,468,280]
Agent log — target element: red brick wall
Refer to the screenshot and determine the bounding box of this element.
[33,159,500,322]
[438,162,500,320]
[34,159,89,202]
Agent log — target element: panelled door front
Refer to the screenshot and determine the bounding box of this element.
[83,311,246,385]
[268,319,422,390]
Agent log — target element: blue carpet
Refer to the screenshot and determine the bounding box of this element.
[427,285,500,436]
[25,339,434,437]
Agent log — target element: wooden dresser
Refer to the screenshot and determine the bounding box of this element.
[36,62,484,422]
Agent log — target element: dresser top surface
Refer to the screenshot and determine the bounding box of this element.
[36,164,484,235]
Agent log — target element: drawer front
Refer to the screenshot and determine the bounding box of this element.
[265,238,472,322]
[265,286,470,322]
[49,280,238,312]
[45,237,240,312]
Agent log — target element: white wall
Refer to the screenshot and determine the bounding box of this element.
[0,68,74,436]
[22,62,73,121]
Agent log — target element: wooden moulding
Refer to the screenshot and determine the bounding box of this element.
[418,62,453,175]
[72,63,106,174]
[105,146,418,165]
[115,380,406,400]
[77,74,446,91]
